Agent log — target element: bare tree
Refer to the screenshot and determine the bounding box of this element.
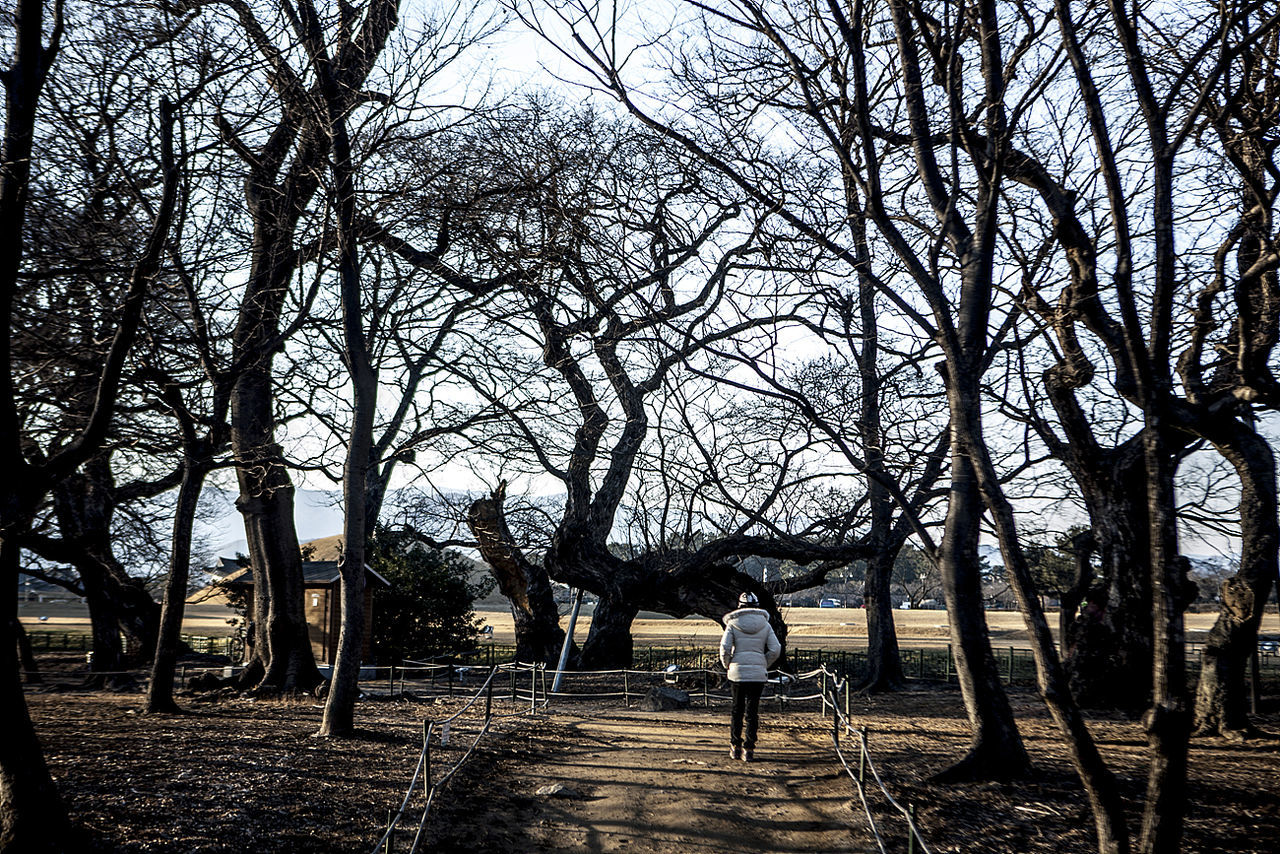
[428,104,882,666]
[169,0,408,695]
[690,299,952,690]
[284,0,383,736]
[1176,12,1280,739]
[9,4,207,685]
[517,0,1033,781]
[2,0,180,846]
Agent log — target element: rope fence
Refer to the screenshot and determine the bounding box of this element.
[21,633,1276,851]
[383,661,824,710]
[371,663,534,854]
[819,665,933,854]
[30,635,1278,852]
[371,659,935,853]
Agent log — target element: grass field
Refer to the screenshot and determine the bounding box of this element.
[19,596,1280,650]
[473,604,1280,649]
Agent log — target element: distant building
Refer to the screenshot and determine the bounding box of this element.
[217,561,389,665]
[205,557,246,581]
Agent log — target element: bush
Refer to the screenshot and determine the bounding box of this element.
[368,528,494,663]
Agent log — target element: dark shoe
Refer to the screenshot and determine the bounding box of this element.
[730,746,743,760]
[742,750,754,762]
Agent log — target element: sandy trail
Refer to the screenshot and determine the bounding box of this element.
[430,707,870,853]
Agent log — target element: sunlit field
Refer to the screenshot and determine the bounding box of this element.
[19,598,1280,651]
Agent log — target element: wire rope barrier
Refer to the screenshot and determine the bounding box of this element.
[370,661,562,854]
[373,660,933,853]
[818,665,933,854]
[372,663,501,854]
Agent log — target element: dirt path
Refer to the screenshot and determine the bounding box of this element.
[429,707,868,853]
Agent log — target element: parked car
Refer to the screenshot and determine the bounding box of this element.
[819,598,842,608]
[1260,638,1279,654]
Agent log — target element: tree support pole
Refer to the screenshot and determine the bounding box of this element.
[552,588,584,695]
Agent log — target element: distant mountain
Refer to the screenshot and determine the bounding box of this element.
[1186,553,1238,576]
[195,487,346,560]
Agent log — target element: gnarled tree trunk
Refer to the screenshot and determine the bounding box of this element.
[232,434,318,694]
[1044,379,1155,712]
[1193,423,1278,738]
[467,487,565,666]
[50,459,161,681]
[1067,450,1155,712]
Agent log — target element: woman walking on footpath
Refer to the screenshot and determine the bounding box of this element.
[720,592,781,761]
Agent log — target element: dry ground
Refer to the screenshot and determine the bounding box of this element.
[24,660,1280,854]
[424,689,1280,854]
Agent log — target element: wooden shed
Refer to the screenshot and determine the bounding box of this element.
[220,561,390,665]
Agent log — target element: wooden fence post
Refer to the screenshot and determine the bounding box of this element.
[486,668,495,722]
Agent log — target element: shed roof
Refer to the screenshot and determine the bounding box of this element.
[219,561,390,588]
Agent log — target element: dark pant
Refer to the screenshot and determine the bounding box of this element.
[730,680,765,750]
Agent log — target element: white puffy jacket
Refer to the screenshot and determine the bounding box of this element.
[719,608,782,683]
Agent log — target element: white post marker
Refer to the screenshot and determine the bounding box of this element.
[552,588,586,695]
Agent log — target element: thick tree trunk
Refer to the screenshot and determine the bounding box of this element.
[229,213,321,692]
[64,556,161,688]
[933,454,1030,782]
[467,488,565,666]
[73,558,158,679]
[1045,362,1155,715]
[1066,446,1154,712]
[860,546,906,691]
[227,154,322,697]
[1058,529,1095,661]
[146,458,209,713]
[232,415,319,694]
[0,538,67,853]
[1193,424,1278,738]
[51,461,161,680]
[83,576,125,685]
[579,593,639,670]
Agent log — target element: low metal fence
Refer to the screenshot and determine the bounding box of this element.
[467,641,1280,692]
[24,630,239,657]
[21,632,1280,695]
